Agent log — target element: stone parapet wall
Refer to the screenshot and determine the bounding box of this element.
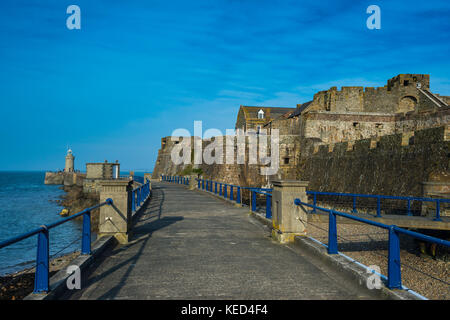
[300,125,449,198]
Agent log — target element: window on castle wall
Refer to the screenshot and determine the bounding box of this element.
[404,80,409,86]
[284,158,290,165]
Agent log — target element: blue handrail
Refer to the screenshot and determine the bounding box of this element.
[0,199,113,294]
[294,198,450,290]
[250,189,272,219]
[160,175,190,186]
[0,179,152,294]
[307,191,449,221]
[194,178,243,205]
[131,180,151,213]
[194,178,273,211]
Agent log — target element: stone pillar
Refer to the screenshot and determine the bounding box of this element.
[188,175,197,190]
[271,180,309,243]
[99,180,133,244]
[144,173,152,190]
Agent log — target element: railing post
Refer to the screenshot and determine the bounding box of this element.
[271,180,309,243]
[312,193,317,213]
[215,182,217,194]
[224,184,228,198]
[230,185,234,201]
[202,179,205,190]
[236,186,241,204]
[33,227,49,293]
[407,199,411,216]
[251,190,256,212]
[266,195,272,219]
[328,211,338,254]
[434,200,442,221]
[99,180,133,244]
[144,173,152,189]
[376,196,381,217]
[81,210,91,255]
[137,188,140,207]
[387,226,402,289]
[352,196,357,214]
[219,183,222,196]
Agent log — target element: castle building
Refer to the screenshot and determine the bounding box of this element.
[235,106,296,132]
[83,160,121,192]
[65,149,75,172]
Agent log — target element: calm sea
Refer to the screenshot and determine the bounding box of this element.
[0,171,86,275]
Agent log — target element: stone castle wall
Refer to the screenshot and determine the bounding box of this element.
[152,74,449,199]
[300,125,449,198]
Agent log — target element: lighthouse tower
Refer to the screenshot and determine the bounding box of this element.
[65,149,75,172]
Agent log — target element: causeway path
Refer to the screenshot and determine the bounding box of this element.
[63,182,380,300]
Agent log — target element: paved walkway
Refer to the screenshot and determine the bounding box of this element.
[64,182,380,300]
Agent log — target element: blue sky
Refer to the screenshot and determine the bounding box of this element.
[0,0,449,171]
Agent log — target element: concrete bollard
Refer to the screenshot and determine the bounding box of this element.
[271,180,309,243]
[99,180,133,244]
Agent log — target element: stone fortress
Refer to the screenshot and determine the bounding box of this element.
[152,74,450,214]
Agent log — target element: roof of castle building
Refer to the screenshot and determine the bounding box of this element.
[239,105,296,119]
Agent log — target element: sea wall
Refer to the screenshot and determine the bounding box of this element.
[44,172,85,186]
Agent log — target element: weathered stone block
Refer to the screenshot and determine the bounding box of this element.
[271,180,309,243]
[99,180,133,244]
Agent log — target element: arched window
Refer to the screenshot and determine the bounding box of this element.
[258,109,265,119]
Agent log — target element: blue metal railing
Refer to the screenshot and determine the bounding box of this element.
[0,200,113,294]
[160,175,189,186]
[294,198,450,290]
[307,191,450,221]
[195,178,243,205]
[194,179,274,213]
[133,175,145,184]
[131,179,151,213]
[0,178,152,294]
[250,189,272,219]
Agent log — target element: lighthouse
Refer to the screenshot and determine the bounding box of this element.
[65,148,75,172]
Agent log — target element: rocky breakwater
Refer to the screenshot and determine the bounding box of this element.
[55,185,100,232]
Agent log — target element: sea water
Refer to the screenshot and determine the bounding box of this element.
[0,171,83,275]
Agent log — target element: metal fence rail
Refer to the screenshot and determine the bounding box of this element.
[161,175,189,185]
[294,198,450,290]
[0,178,152,295]
[131,180,151,213]
[307,191,450,221]
[196,178,243,204]
[192,178,273,214]
[0,200,112,293]
[250,189,272,219]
